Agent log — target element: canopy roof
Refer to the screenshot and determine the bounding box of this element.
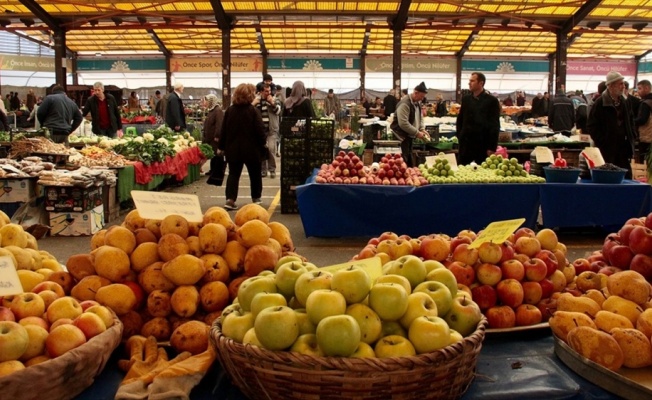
[0,0,650,59]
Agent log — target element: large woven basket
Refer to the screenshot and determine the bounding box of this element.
[211,317,487,400]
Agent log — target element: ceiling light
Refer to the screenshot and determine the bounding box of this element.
[586,21,600,30]
[609,22,624,31]
[633,22,647,31]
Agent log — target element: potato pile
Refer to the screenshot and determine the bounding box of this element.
[60,205,301,353]
[550,270,652,371]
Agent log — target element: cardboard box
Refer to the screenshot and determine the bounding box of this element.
[49,205,104,236]
[44,186,102,212]
[101,184,119,223]
[0,178,36,203]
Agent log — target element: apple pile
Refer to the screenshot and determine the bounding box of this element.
[353,228,574,329]
[315,152,427,186]
[0,291,117,377]
[219,256,483,358]
[417,155,544,184]
[572,212,652,283]
[550,270,652,371]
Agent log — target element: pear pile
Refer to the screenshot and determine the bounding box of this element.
[57,204,301,349]
[550,270,652,371]
[0,210,65,290]
[219,255,484,358]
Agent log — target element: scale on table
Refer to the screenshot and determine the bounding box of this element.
[373,140,401,155]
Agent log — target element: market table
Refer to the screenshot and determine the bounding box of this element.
[539,179,652,230]
[75,331,618,399]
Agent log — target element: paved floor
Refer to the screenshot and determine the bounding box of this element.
[36,157,606,267]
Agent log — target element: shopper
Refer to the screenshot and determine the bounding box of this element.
[218,83,266,210]
[37,85,83,144]
[149,90,162,114]
[390,82,429,167]
[0,108,9,132]
[635,80,652,162]
[10,92,20,111]
[570,91,588,133]
[587,70,636,179]
[128,91,140,112]
[284,81,315,119]
[548,91,575,132]
[503,95,514,106]
[434,94,447,117]
[516,91,526,107]
[166,83,187,132]
[323,89,341,118]
[531,93,545,118]
[456,72,501,165]
[81,82,123,138]
[254,83,281,179]
[26,89,36,112]
[383,89,398,117]
[202,94,226,186]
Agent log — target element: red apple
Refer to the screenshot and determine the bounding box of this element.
[630,253,652,281]
[597,266,623,277]
[121,281,145,310]
[73,312,107,340]
[514,236,542,258]
[514,227,536,241]
[586,251,607,264]
[499,241,516,264]
[514,304,543,326]
[457,229,477,241]
[475,263,502,286]
[524,258,547,282]
[501,259,525,281]
[644,212,652,229]
[536,297,558,322]
[628,226,652,255]
[470,285,497,310]
[452,243,479,266]
[589,260,607,273]
[447,261,475,287]
[420,236,450,262]
[522,281,543,305]
[513,253,530,265]
[31,282,66,299]
[477,241,503,265]
[539,279,554,299]
[607,244,634,269]
[378,232,399,242]
[449,236,472,254]
[485,305,516,329]
[535,250,559,277]
[619,224,638,246]
[572,258,592,275]
[496,279,524,308]
[46,325,87,357]
[79,300,100,311]
[0,306,15,322]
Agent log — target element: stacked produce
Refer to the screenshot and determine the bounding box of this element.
[550,269,652,371]
[68,146,126,168]
[315,152,427,186]
[0,157,56,178]
[9,137,72,159]
[37,166,117,187]
[353,228,573,329]
[219,254,483,357]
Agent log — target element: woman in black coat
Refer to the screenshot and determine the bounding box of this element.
[283,81,315,119]
[218,83,266,210]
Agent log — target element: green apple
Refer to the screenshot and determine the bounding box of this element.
[448,329,464,345]
[443,294,482,337]
[294,270,333,307]
[413,281,453,316]
[275,262,308,299]
[368,283,409,322]
[382,260,399,275]
[237,276,278,312]
[399,292,439,330]
[345,303,382,345]
[242,327,263,347]
[380,320,407,338]
[221,308,254,343]
[423,260,446,274]
[374,334,416,357]
[331,265,372,304]
[288,297,303,310]
[254,306,299,351]
[374,274,412,295]
[425,268,458,298]
[393,255,427,289]
[258,270,276,278]
[293,309,316,335]
[305,289,347,325]
[290,333,324,356]
[316,314,361,357]
[219,303,243,325]
[350,342,376,358]
[408,316,450,354]
[274,255,303,272]
[250,292,288,319]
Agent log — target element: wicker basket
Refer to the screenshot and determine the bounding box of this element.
[210,317,488,400]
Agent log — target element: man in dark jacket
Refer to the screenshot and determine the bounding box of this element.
[390,82,429,167]
[456,72,501,165]
[383,89,398,117]
[81,82,122,138]
[165,82,186,132]
[531,93,545,118]
[635,80,652,162]
[587,71,636,179]
[37,85,83,144]
[548,91,575,132]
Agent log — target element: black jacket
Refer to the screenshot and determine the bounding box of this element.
[587,90,636,161]
[383,94,398,116]
[37,92,83,134]
[202,107,224,152]
[82,94,122,135]
[455,90,501,165]
[634,94,652,127]
[548,94,575,132]
[165,91,186,132]
[218,104,266,163]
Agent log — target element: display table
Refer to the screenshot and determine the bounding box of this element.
[540,179,652,229]
[75,331,616,399]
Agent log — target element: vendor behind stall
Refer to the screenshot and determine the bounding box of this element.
[82,81,123,138]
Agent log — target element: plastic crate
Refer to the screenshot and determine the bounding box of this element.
[543,166,581,183]
[591,168,626,184]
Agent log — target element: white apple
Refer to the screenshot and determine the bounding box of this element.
[305,290,347,325]
[84,305,115,329]
[293,308,316,335]
[368,283,409,322]
[315,314,360,357]
[331,265,372,304]
[294,270,333,307]
[408,316,450,354]
[0,321,29,362]
[413,281,453,316]
[374,334,416,357]
[423,260,447,274]
[254,306,299,351]
[290,333,324,356]
[399,292,439,330]
[345,303,382,345]
[380,320,407,338]
[242,327,264,347]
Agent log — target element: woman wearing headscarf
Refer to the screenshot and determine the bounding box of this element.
[283,81,316,118]
[218,83,266,210]
[202,94,226,186]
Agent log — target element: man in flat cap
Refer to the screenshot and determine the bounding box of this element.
[456,72,501,165]
[390,82,429,167]
[587,70,636,178]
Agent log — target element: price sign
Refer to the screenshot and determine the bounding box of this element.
[468,218,526,249]
[0,255,22,296]
[534,146,554,164]
[581,147,605,167]
[321,256,383,281]
[131,191,203,222]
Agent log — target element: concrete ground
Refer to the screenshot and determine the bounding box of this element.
[36,157,606,266]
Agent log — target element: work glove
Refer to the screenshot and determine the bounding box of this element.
[148,345,216,400]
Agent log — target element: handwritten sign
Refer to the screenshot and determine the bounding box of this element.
[0,255,22,296]
[534,147,555,164]
[321,256,383,282]
[131,191,203,222]
[425,153,458,170]
[581,147,605,168]
[469,218,526,249]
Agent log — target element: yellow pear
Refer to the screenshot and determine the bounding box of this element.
[594,310,634,332]
[198,223,227,254]
[234,204,270,226]
[138,262,175,294]
[222,240,247,274]
[171,285,200,318]
[0,224,27,248]
[602,295,644,325]
[23,232,38,250]
[71,275,112,301]
[161,254,205,286]
[235,220,271,248]
[549,310,596,342]
[0,210,11,226]
[610,328,652,368]
[157,233,190,262]
[567,326,623,371]
[186,236,203,257]
[91,246,132,282]
[104,226,137,255]
[130,242,161,273]
[123,209,147,231]
[268,222,295,253]
[636,308,652,339]
[202,207,236,237]
[5,246,35,270]
[159,214,190,239]
[95,283,137,315]
[607,270,651,305]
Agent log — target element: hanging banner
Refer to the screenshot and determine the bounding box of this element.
[77,59,165,71]
[0,55,57,72]
[365,57,456,73]
[462,60,548,73]
[169,57,263,73]
[267,57,360,70]
[566,60,636,76]
[640,61,652,74]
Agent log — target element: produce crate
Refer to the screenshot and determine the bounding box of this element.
[43,185,102,212]
[0,177,37,203]
[0,201,23,218]
[101,184,119,223]
[49,204,104,236]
